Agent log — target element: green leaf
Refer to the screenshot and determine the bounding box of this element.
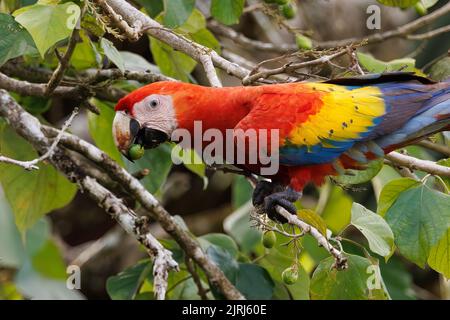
[0,13,37,66]
[427,228,450,278]
[80,13,105,38]
[172,147,207,186]
[211,0,245,25]
[125,143,173,193]
[0,124,76,233]
[106,260,152,300]
[88,99,124,166]
[206,245,239,287]
[351,203,394,258]
[150,37,196,82]
[379,257,415,300]
[119,51,157,72]
[321,186,353,234]
[163,0,195,28]
[310,254,388,300]
[235,263,275,300]
[258,233,310,300]
[334,159,383,185]
[232,176,253,209]
[377,0,419,8]
[31,239,66,279]
[100,38,125,73]
[377,177,420,217]
[199,233,239,258]
[136,0,164,18]
[357,52,416,73]
[223,202,262,253]
[15,260,84,299]
[385,184,450,267]
[297,209,327,237]
[149,9,220,81]
[437,158,450,191]
[429,57,450,81]
[14,2,80,57]
[71,30,99,70]
[0,190,49,268]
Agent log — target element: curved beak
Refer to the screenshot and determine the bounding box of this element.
[112,111,170,161]
[112,111,139,161]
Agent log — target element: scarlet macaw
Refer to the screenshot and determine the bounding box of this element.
[112,73,450,221]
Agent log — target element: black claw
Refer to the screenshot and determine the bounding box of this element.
[263,188,302,223]
[252,180,274,207]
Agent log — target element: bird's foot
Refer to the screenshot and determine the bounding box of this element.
[252,181,302,223]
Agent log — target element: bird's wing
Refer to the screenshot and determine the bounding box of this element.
[233,82,388,166]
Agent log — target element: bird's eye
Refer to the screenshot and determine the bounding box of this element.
[150,99,159,108]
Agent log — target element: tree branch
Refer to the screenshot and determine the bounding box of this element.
[386,151,450,178]
[41,129,245,300]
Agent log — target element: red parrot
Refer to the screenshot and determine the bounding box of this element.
[113,73,450,221]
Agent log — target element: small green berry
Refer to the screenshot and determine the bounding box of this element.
[128,144,145,160]
[275,0,290,5]
[282,266,298,285]
[295,34,313,50]
[262,231,277,248]
[414,2,427,16]
[280,3,296,19]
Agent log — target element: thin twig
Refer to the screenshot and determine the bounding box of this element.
[0,108,79,170]
[386,151,450,178]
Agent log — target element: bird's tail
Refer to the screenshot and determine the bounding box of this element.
[373,78,450,152]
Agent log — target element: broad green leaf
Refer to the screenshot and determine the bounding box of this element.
[167,269,204,300]
[377,0,419,8]
[379,257,415,300]
[428,228,450,278]
[385,184,450,267]
[80,13,104,38]
[163,0,195,28]
[235,263,274,300]
[125,143,173,193]
[231,175,253,209]
[223,201,262,253]
[150,37,196,82]
[297,209,327,237]
[357,52,416,73]
[100,38,125,73]
[106,259,153,300]
[172,147,207,186]
[206,245,239,288]
[429,57,450,81]
[351,203,394,258]
[321,186,353,234]
[310,254,388,300]
[211,0,245,25]
[0,13,37,66]
[119,51,157,73]
[14,2,80,57]
[88,99,124,166]
[31,239,66,279]
[136,0,163,18]
[199,233,239,258]
[71,30,98,70]
[15,260,84,299]
[0,124,76,232]
[150,9,220,81]
[334,159,383,185]
[377,178,420,217]
[259,233,310,300]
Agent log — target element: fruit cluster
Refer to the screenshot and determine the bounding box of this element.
[263,0,297,20]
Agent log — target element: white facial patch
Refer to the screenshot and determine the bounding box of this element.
[132,94,178,135]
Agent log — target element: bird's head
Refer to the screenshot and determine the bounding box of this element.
[113,81,195,161]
